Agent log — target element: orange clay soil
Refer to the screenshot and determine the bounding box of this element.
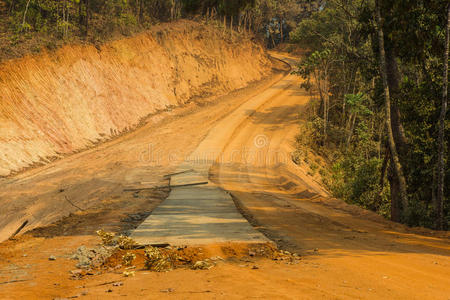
[0,20,271,177]
[0,53,449,300]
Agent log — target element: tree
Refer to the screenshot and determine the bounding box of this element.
[375,0,409,220]
[436,4,449,230]
[295,49,332,142]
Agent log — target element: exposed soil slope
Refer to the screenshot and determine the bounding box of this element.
[0,20,271,176]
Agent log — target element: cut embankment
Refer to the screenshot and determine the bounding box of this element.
[0,20,271,176]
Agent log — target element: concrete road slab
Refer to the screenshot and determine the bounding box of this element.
[131,209,266,245]
[167,186,231,200]
[130,184,269,245]
[170,171,207,186]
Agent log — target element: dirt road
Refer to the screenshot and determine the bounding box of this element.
[0,54,449,299]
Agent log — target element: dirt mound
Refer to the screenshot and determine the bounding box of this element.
[93,242,299,275]
[0,20,271,176]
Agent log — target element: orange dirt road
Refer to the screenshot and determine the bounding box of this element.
[0,54,449,299]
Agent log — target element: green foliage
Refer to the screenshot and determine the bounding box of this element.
[345,93,372,116]
[328,155,390,217]
[1,0,318,60]
[294,49,331,89]
[291,0,449,228]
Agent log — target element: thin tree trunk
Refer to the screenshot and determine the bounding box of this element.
[315,71,326,140]
[346,113,356,147]
[380,144,389,187]
[63,0,67,38]
[78,0,83,32]
[280,19,283,43]
[243,12,246,35]
[238,13,241,32]
[138,0,143,23]
[376,0,409,219]
[324,72,329,140]
[21,0,31,29]
[385,158,401,221]
[230,15,233,32]
[8,0,15,14]
[62,0,65,37]
[323,94,327,139]
[170,0,174,20]
[432,166,437,218]
[342,75,347,128]
[436,4,449,230]
[223,14,226,35]
[85,0,89,38]
[66,0,69,37]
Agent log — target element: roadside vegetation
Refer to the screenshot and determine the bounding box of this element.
[0,0,320,61]
[290,0,449,229]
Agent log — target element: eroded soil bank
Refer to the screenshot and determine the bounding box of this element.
[0,20,271,176]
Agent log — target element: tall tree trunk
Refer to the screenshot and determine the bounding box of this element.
[385,47,409,221]
[436,4,449,230]
[376,0,409,219]
[386,49,408,153]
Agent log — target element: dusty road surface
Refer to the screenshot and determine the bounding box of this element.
[0,54,449,299]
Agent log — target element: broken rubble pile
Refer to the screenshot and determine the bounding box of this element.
[71,245,116,269]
